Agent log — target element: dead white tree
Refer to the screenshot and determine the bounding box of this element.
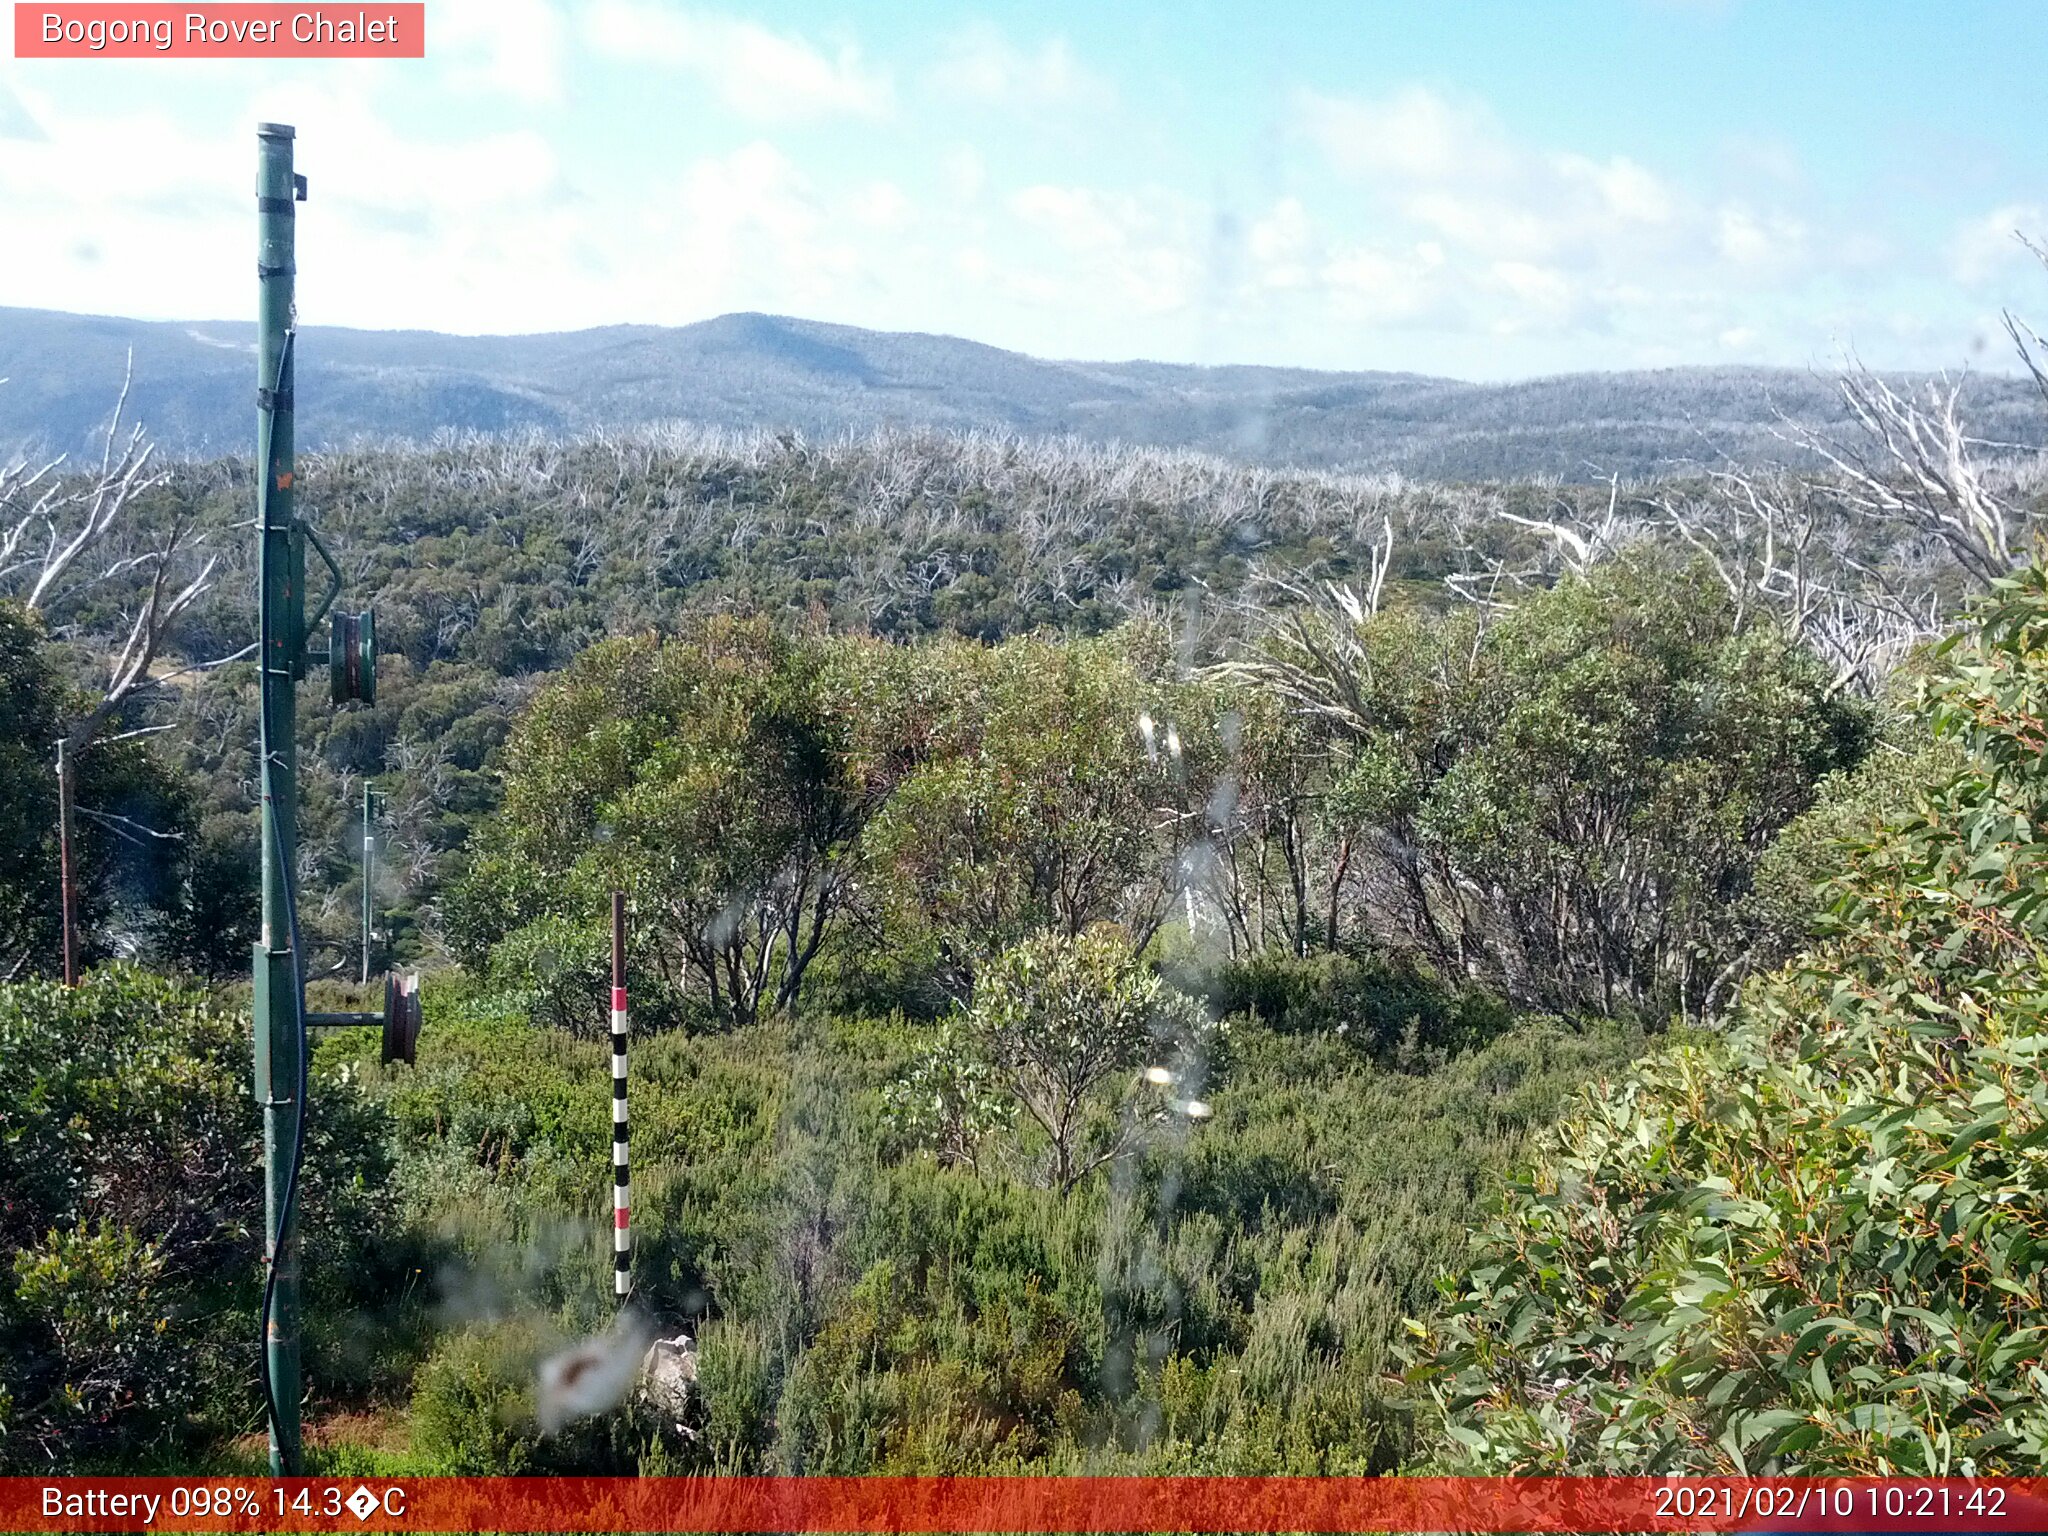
[0,361,222,978]
[1784,362,2032,589]
[1497,472,1631,579]
[1216,515,1409,737]
[1643,467,1945,695]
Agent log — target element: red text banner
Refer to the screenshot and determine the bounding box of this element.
[14,4,424,58]
[7,1477,2048,1533]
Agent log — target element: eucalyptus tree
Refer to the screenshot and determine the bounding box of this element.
[451,617,908,1027]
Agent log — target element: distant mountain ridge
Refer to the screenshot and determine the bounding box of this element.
[1,305,2039,482]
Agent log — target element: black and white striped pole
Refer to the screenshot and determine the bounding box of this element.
[610,890,631,1300]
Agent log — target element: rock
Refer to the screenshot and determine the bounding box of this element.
[640,1332,698,1429]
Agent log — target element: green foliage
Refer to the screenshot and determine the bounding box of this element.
[0,602,212,978]
[456,621,1233,1030]
[145,812,259,980]
[451,617,896,1027]
[883,1019,1013,1171]
[8,1223,177,1451]
[1206,948,1512,1070]
[1237,557,1870,1018]
[1412,563,2048,1475]
[408,1325,534,1474]
[951,925,1214,1193]
[0,968,256,1465]
[0,601,63,970]
[143,421,1407,986]
[408,1318,670,1474]
[1422,559,1868,1017]
[483,912,626,1039]
[0,967,393,1467]
[1742,698,1958,969]
[785,1007,1632,1474]
[292,950,1634,1478]
[862,632,1216,995]
[13,420,1891,1478]
[773,1261,1087,1472]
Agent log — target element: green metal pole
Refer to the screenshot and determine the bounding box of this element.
[253,120,303,1477]
[361,785,377,984]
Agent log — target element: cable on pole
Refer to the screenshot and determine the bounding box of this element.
[254,327,308,1461]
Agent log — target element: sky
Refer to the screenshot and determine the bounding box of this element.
[2,0,2045,379]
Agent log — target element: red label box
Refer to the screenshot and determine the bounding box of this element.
[14,3,425,57]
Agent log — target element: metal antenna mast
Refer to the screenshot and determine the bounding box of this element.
[250,122,393,1476]
[253,120,307,1476]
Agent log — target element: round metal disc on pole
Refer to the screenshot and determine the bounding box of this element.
[330,610,376,705]
[381,971,422,1065]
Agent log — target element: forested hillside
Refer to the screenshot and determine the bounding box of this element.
[7,303,2044,480]
[5,331,2048,1474]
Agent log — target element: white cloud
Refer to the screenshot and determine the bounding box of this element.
[851,181,910,229]
[1295,85,1511,184]
[1714,204,1805,269]
[0,78,46,141]
[619,142,868,316]
[1248,197,1313,289]
[678,142,818,251]
[587,3,890,123]
[931,24,1113,111]
[1011,185,1130,252]
[1402,191,1562,262]
[237,82,562,217]
[1006,185,1200,313]
[1319,238,1452,325]
[433,0,566,105]
[0,34,2025,380]
[1298,85,1689,267]
[1951,205,2047,284]
[1485,261,1577,332]
[1557,153,1674,226]
[1276,81,1890,355]
[941,145,986,201]
[0,71,590,337]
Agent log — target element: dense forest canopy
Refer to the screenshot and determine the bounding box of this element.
[9,367,2041,985]
[5,317,2048,1474]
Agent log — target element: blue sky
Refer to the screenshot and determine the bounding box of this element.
[2,0,2044,377]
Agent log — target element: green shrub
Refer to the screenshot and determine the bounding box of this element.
[1742,704,1958,972]
[486,912,693,1039]
[773,1261,1087,1473]
[409,1321,548,1474]
[321,952,1628,1477]
[0,968,257,1467]
[1411,564,2048,1475]
[0,967,395,1469]
[904,925,1218,1194]
[882,1018,1013,1171]
[1208,948,1512,1067]
[409,1318,671,1474]
[692,1317,781,1471]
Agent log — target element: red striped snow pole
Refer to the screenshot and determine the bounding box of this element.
[610,890,631,1300]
